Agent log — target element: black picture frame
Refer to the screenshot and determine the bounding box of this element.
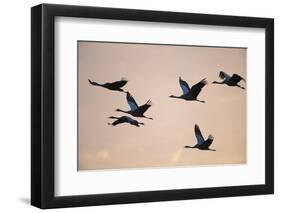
[31,3,274,209]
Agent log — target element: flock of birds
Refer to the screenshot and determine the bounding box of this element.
[88,71,245,151]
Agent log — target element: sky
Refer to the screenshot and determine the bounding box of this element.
[78,41,246,171]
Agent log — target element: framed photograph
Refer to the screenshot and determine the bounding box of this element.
[31,3,274,209]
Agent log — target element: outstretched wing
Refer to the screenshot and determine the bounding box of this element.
[137,100,152,114]
[126,116,138,124]
[189,79,207,98]
[179,77,190,95]
[219,71,231,81]
[204,135,214,149]
[126,92,138,111]
[194,124,205,145]
[111,116,127,126]
[230,74,245,84]
[107,78,128,88]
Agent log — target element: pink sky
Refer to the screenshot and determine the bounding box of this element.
[78,41,246,170]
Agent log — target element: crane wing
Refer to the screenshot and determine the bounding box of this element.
[126,92,138,111]
[194,124,205,145]
[189,79,207,98]
[126,116,138,124]
[179,77,190,95]
[205,135,214,148]
[107,78,128,88]
[137,100,152,114]
[230,74,245,84]
[219,71,231,81]
[111,116,127,126]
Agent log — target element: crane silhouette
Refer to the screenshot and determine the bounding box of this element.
[108,116,144,127]
[184,124,215,151]
[213,71,246,89]
[116,92,153,120]
[88,78,128,92]
[169,77,207,103]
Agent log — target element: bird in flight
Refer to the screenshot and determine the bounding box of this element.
[116,92,153,120]
[213,71,246,89]
[184,124,215,151]
[108,116,144,127]
[88,78,128,92]
[169,77,207,103]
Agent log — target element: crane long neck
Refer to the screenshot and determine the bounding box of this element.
[213,81,224,84]
[184,145,196,149]
[88,79,101,86]
[116,109,130,114]
[169,95,181,99]
[108,116,119,119]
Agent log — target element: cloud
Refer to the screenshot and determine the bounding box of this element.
[171,149,183,163]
